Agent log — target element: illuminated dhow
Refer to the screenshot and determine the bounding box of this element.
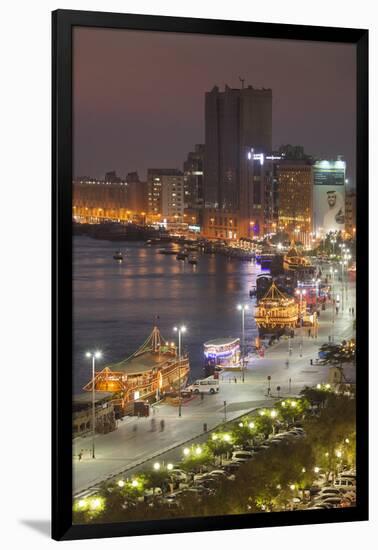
[254,282,305,334]
[83,326,190,416]
[283,244,313,272]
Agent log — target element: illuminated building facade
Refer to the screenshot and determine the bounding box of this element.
[276,159,313,242]
[345,190,356,237]
[147,169,183,220]
[72,171,148,222]
[73,175,130,221]
[125,172,148,214]
[161,173,185,221]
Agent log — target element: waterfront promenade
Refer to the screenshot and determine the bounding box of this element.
[73,276,355,495]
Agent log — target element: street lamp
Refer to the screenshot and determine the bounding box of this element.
[85,350,102,459]
[237,304,249,382]
[173,325,186,417]
[295,288,306,326]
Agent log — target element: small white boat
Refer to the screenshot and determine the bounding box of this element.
[113,251,123,261]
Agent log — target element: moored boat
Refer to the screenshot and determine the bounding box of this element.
[283,244,313,272]
[83,326,190,417]
[254,282,305,336]
[158,248,177,255]
[113,250,123,261]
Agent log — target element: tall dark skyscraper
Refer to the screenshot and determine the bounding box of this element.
[183,144,205,209]
[204,84,272,210]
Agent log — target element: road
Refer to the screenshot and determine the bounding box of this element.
[73,270,355,495]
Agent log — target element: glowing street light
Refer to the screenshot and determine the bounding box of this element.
[237,304,249,382]
[85,350,102,459]
[117,480,125,488]
[167,463,174,471]
[131,479,139,488]
[173,325,187,417]
[183,447,190,456]
[248,422,255,429]
[295,288,306,326]
[153,462,161,471]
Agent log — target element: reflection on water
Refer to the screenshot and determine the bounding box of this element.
[73,236,262,392]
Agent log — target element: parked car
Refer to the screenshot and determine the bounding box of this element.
[222,462,240,473]
[208,470,228,479]
[143,487,163,497]
[169,469,189,482]
[334,478,355,488]
[321,497,342,506]
[316,487,342,497]
[231,451,254,460]
[187,379,220,394]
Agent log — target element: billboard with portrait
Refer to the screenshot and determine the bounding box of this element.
[313,160,345,235]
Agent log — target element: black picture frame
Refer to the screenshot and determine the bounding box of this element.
[52,9,369,541]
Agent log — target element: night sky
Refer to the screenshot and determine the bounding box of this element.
[73,27,356,185]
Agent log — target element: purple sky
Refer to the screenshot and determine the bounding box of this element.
[73,27,356,185]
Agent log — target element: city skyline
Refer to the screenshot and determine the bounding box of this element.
[73,28,356,185]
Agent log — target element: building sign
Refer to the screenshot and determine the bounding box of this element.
[313,160,345,235]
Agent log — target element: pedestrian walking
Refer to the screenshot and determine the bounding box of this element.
[78,449,83,461]
[352,307,355,316]
[151,418,156,431]
[132,424,138,434]
[310,358,313,366]
[308,328,311,337]
[160,419,165,432]
[234,377,237,384]
[203,423,207,433]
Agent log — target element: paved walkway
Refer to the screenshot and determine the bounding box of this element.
[73,271,356,495]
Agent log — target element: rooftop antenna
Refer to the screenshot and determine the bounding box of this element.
[239,76,245,89]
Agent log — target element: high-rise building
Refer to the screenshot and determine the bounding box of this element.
[183,144,205,209]
[161,174,185,221]
[276,157,314,242]
[204,84,272,210]
[147,169,183,221]
[345,190,356,237]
